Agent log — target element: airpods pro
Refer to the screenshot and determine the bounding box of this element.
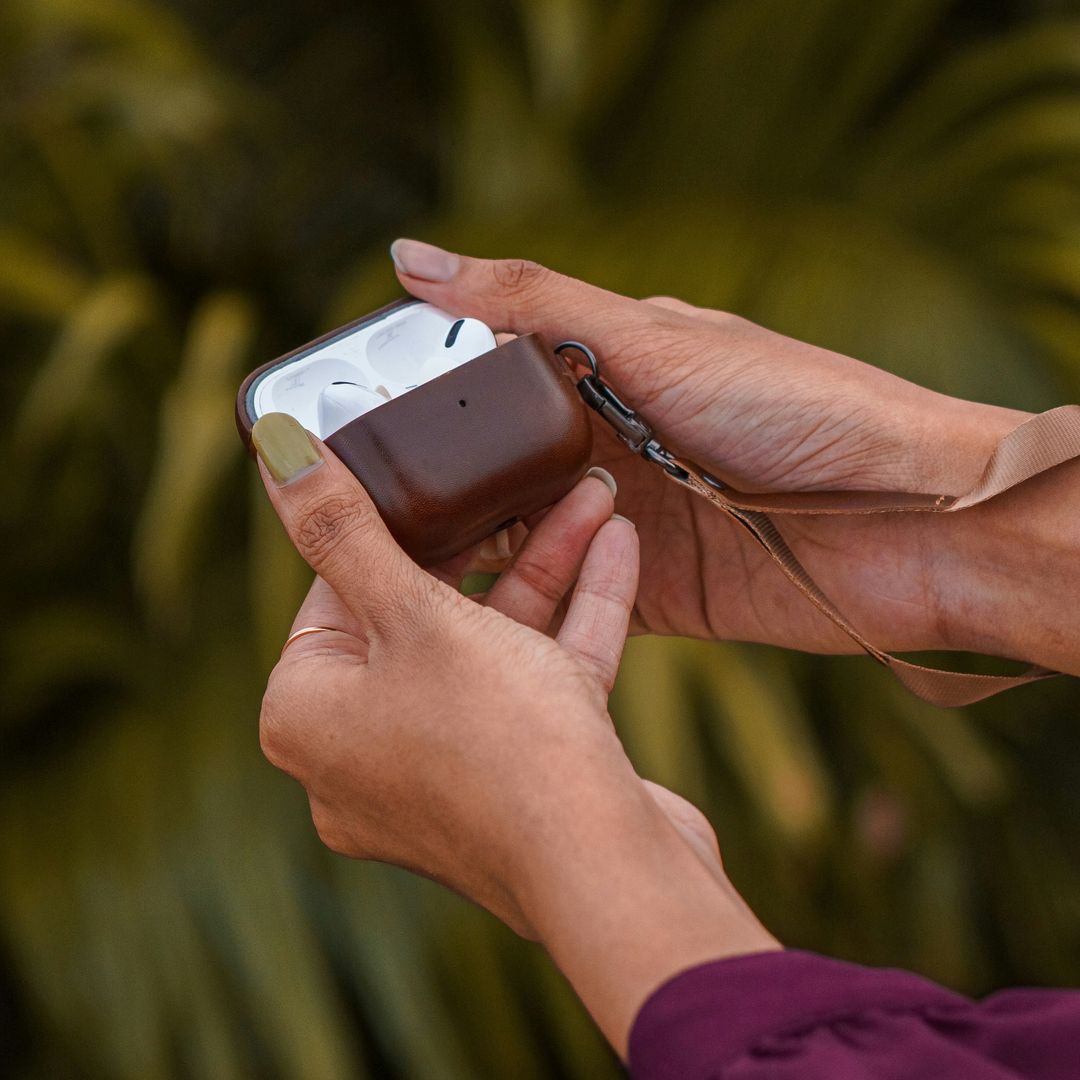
[248,302,498,439]
[237,298,592,565]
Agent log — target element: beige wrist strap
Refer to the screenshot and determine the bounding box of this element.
[562,341,1080,708]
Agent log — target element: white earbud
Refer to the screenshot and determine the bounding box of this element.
[252,302,498,434]
[367,308,495,386]
[317,381,387,438]
[424,317,496,380]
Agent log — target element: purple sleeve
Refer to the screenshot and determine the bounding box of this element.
[628,950,1080,1079]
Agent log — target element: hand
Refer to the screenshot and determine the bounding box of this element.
[390,240,1036,659]
[251,411,778,1050]
[253,410,637,934]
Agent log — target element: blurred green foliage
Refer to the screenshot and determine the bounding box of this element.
[3,0,1080,1076]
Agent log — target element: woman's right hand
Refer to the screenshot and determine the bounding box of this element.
[250,412,779,1053]
[391,240,1046,663]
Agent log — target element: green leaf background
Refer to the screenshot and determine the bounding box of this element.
[2,1,1079,1076]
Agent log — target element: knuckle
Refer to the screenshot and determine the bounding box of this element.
[310,800,362,858]
[294,493,373,567]
[259,679,292,771]
[391,580,454,651]
[564,630,620,687]
[622,304,695,355]
[643,294,690,311]
[642,295,742,330]
[258,666,311,777]
[492,258,548,295]
[706,309,744,331]
[512,549,568,606]
[575,573,632,611]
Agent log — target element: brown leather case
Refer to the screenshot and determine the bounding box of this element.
[236,307,592,565]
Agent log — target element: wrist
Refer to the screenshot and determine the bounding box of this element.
[905,395,1030,653]
[911,393,1031,495]
[903,394,1080,668]
[512,768,778,1056]
[928,454,1080,671]
[778,395,1038,657]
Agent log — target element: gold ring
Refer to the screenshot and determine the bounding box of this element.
[280,625,344,657]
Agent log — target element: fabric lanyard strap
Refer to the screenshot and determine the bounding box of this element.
[557,341,1080,708]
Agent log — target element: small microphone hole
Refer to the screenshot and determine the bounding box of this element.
[458,399,467,407]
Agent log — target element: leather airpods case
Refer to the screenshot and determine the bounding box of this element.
[236,298,592,565]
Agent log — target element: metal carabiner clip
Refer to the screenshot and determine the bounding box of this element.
[555,340,690,480]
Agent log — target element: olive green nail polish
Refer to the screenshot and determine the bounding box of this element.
[251,413,323,484]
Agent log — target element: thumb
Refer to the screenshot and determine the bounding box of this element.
[389,238,686,372]
[251,412,431,641]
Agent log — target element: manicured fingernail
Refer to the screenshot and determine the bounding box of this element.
[585,466,617,498]
[390,238,460,282]
[611,513,636,528]
[252,413,323,485]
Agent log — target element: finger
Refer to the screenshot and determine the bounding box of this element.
[556,515,639,691]
[389,239,690,361]
[290,576,361,636]
[425,541,483,589]
[484,467,619,631]
[429,523,530,590]
[426,531,518,588]
[473,526,516,569]
[521,504,554,531]
[283,577,369,662]
[252,412,429,640]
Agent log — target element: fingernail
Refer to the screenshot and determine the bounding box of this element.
[585,466,617,498]
[252,413,323,485]
[611,513,636,528]
[390,238,460,282]
[478,528,513,563]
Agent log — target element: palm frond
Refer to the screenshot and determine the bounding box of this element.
[5,3,1080,1078]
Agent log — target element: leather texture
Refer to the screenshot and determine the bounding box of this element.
[326,334,591,564]
[237,324,592,566]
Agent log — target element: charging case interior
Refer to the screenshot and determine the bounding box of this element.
[243,299,498,439]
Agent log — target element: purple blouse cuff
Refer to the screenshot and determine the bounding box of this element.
[627,949,1079,1079]
[628,949,963,1077]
